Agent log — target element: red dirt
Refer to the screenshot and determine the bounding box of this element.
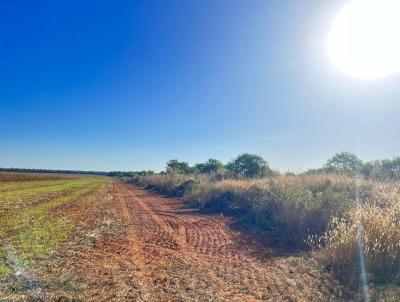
[110,181,339,301]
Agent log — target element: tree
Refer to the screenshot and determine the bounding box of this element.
[166,160,193,174]
[137,170,155,176]
[324,152,363,174]
[226,153,271,178]
[194,159,224,174]
[362,157,400,180]
[381,157,400,180]
[361,160,382,179]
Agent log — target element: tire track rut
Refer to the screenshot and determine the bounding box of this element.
[113,181,339,302]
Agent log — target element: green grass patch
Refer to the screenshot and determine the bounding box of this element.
[0,179,102,210]
[0,177,109,275]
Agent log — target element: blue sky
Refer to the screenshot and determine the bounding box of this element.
[1,0,400,172]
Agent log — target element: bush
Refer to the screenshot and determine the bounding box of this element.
[194,159,224,174]
[166,160,194,175]
[172,179,198,196]
[131,174,192,195]
[226,153,272,178]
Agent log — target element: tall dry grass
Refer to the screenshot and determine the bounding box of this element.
[310,181,400,284]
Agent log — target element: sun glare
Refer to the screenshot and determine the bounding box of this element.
[327,0,400,79]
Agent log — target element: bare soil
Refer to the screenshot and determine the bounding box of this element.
[109,182,339,301]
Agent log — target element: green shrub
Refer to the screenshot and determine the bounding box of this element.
[225,153,272,178]
[166,160,194,175]
[194,159,224,174]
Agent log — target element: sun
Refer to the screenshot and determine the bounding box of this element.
[327,0,400,79]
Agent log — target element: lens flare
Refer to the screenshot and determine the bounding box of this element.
[328,0,400,79]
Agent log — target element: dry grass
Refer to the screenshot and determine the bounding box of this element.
[310,181,400,286]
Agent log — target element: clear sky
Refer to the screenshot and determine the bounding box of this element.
[1,0,400,172]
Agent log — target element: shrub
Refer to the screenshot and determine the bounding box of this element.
[166,160,194,175]
[194,159,224,174]
[172,179,198,196]
[131,174,192,195]
[226,153,272,178]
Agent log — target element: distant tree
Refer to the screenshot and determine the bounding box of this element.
[362,157,400,180]
[194,159,224,174]
[226,153,272,178]
[324,152,363,174]
[284,172,296,177]
[0,167,108,176]
[304,168,325,175]
[108,171,139,177]
[137,170,155,176]
[361,160,382,179]
[381,157,400,179]
[166,160,193,174]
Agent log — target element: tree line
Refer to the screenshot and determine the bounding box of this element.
[2,152,399,180]
[107,153,272,178]
[0,167,110,176]
[165,153,272,178]
[308,151,400,180]
[131,152,400,181]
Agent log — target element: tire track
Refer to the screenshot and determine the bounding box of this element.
[113,181,339,302]
[114,182,269,301]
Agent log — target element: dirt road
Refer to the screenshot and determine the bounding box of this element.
[111,181,338,302]
[1,180,339,302]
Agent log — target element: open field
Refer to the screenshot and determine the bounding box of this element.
[1,174,341,301]
[0,172,81,182]
[2,172,400,301]
[0,175,111,300]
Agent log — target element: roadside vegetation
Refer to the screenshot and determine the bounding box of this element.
[125,152,400,299]
[0,175,109,277]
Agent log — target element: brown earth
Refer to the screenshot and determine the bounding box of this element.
[5,180,342,302]
[102,181,339,301]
